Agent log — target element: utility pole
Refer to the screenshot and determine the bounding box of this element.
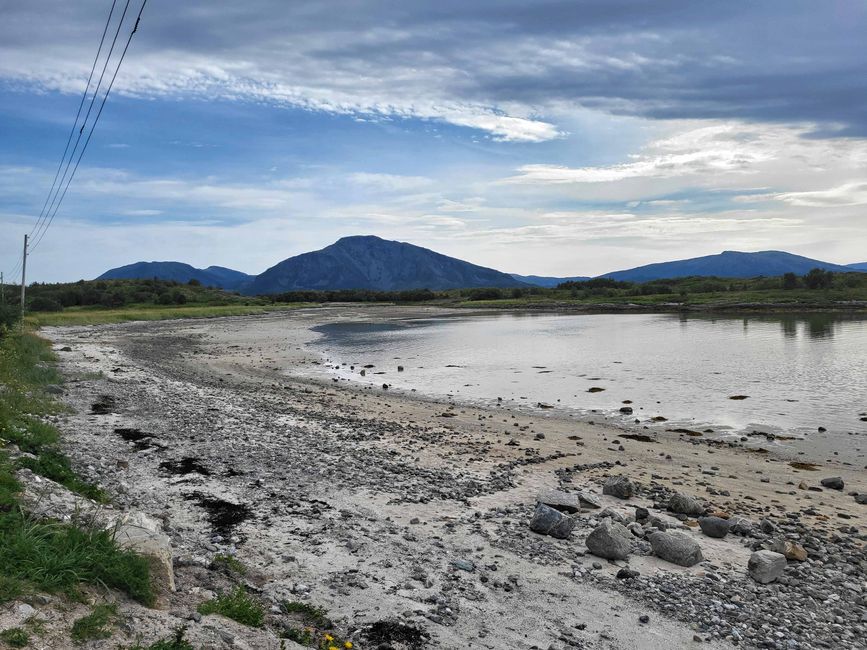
[20,234,27,320]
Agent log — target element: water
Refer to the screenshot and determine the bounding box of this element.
[307,312,867,460]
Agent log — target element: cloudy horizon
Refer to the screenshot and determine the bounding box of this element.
[1,0,866,282]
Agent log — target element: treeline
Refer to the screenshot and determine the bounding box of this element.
[1,278,256,313]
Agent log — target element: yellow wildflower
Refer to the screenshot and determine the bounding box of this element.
[324,635,334,642]
[345,643,353,649]
[329,646,338,650]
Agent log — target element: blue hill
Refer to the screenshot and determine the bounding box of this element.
[601,251,855,282]
[510,274,591,288]
[247,235,527,294]
[97,261,253,290]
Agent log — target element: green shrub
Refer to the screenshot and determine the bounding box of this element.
[125,627,194,650]
[198,586,264,627]
[0,627,29,648]
[70,604,118,644]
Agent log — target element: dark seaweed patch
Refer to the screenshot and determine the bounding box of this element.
[114,427,164,451]
[91,395,117,414]
[160,457,212,476]
[363,620,428,648]
[184,492,251,539]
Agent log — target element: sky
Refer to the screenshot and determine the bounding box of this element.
[1,0,866,283]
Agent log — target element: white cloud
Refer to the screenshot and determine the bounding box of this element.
[774,182,867,207]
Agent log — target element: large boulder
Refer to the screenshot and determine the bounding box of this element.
[668,493,705,516]
[698,516,730,539]
[648,531,703,567]
[748,550,786,583]
[529,503,575,539]
[113,511,176,609]
[602,475,635,499]
[585,519,633,560]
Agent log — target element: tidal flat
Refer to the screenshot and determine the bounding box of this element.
[24,306,866,649]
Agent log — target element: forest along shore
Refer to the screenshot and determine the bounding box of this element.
[42,307,865,649]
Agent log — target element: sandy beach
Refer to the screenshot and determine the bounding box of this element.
[22,306,866,649]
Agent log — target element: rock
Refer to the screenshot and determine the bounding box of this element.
[634,507,649,521]
[698,516,729,539]
[529,503,575,539]
[585,519,632,560]
[668,493,705,516]
[648,531,703,567]
[616,568,640,580]
[626,522,645,537]
[598,507,626,523]
[17,603,36,618]
[748,550,786,584]
[728,516,754,536]
[639,614,649,624]
[820,476,844,490]
[768,538,808,562]
[59,346,72,352]
[602,475,635,499]
[537,490,581,514]
[855,493,867,505]
[577,491,601,509]
[451,559,475,572]
[619,406,634,414]
[113,511,176,609]
[759,518,776,534]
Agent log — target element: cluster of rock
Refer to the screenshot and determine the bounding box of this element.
[523,473,866,648]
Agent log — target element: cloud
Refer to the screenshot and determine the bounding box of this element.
[774,182,867,207]
[1,1,865,141]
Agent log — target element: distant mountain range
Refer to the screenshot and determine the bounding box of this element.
[97,261,253,291]
[600,250,854,283]
[509,274,590,288]
[96,238,865,293]
[248,235,526,293]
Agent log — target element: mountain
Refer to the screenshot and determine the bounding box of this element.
[601,251,855,283]
[510,274,591,288]
[97,261,253,290]
[846,262,867,271]
[247,235,528,294]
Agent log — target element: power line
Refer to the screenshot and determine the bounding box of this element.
[29,0,147,254]
[28,0,120,241]
[31,0,133,249]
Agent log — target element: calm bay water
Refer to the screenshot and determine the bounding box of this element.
[308,313,867,460]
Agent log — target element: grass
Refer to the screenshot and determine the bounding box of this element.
[197,586,265,627]
[125,627,195,650]
[0,627,29,648]
[282,626,314,645]
[25,303,312,327]
[282,600,330,627]
[210,553,246,575]
[70,603,118,644]
[0,330,154,608]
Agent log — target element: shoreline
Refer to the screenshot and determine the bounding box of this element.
[35,307,866,649]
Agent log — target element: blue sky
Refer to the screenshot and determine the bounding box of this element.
[1,0,866,282]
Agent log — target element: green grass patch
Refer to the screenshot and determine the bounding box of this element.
[0,331,153,607]
[198,586,265,627]
[25,303,311,327]
[70,603,118,644]
[282,600,330,627]
[281,625,314,645]
[125,627,195,650]
[210,553,246,575]
[0,627,29,648]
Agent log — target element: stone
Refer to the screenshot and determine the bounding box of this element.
[634,507,649,521]
[619,406,633,414]
[698,516,730,539]
[585,519,632,560]
[768,538,808,562]
[598,507,626,523]
[748,550,786,584]
[602,475,635,499]
[451,559,475,572]
[728,516,755,536]
[616,568,640,580]
[529,503,575,539]
[577,491,601,509]
[855,493,867,505]
[668,493,705,516]
[648,531,703,567]
[113,511,176,609]
[537,489,581,514]
[820,476,844,490]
